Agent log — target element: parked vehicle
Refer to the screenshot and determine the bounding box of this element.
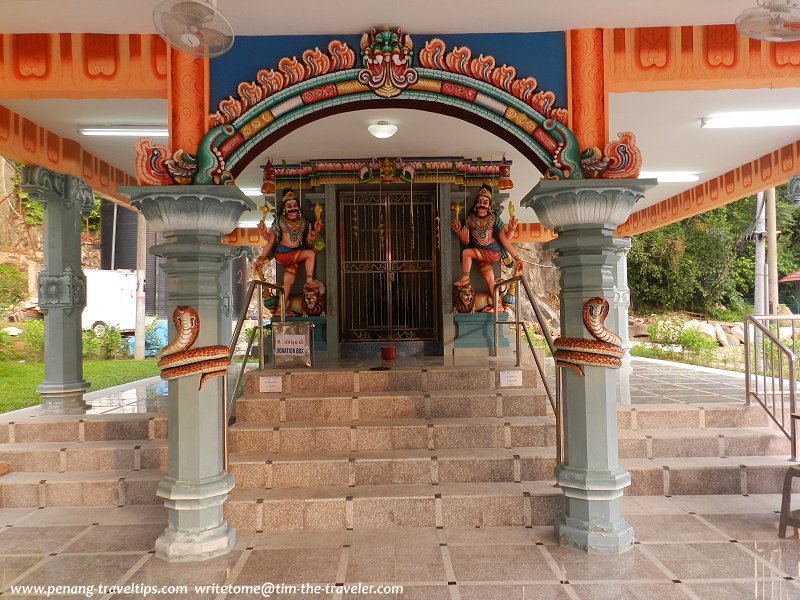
[81,269,137,335]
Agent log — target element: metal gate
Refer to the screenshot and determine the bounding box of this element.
[339,187,439,342]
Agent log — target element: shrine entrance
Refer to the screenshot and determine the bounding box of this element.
[338,185,440,345]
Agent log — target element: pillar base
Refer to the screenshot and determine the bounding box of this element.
[155,521,236,563]
[555,513,634,555]
[155,472,236,562]
[37,380,90,414]
[554,464,633,554]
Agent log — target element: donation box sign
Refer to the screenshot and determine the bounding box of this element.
[272,321,313,367]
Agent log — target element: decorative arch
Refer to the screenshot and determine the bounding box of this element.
[136,28,642,187]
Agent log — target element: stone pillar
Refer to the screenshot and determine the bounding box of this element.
[125,185,254,562]
[612,243,632,405]
[22,167,94,413]
[525,178,654,554]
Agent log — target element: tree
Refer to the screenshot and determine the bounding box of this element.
[628,183,800,316]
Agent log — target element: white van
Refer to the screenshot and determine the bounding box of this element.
[81,269,137,334]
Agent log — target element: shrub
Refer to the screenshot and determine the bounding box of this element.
[0,265,27,311]
[20,319,45,360]
[648,318,684,347]
[677,326,718,357]
[83,327,129,360]
[0,330,22,361]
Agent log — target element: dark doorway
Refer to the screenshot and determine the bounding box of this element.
[339,186,440,343]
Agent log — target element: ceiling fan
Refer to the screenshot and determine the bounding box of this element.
[736,0,800,42]
[153,0,234,58]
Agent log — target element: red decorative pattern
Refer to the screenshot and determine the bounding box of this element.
[210,40,356,126]
[217,133,245,159]
[599,131,642,179]
[301,84,338,105]
[441,81,477,102]
[419,38,565,124]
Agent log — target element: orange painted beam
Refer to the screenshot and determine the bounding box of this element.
[0,33,167,99]
[605,25,800,93]
[567,29,608,150]
[0,105,137,203]
[223,227,265,247]
[617,140,800,236]
[511,223,556,243]
[168,48,208,156]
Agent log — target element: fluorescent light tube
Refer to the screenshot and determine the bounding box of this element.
[79,126,168,136]
[700,111,800,129]
[639,171,699,183]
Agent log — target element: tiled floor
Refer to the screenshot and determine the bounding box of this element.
[3,357,798,599]
[0,496,799,599]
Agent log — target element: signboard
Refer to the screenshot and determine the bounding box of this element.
[272,321,313,368]
[499,370,523,387]
[274,334,306,357]
[259,376,283,393]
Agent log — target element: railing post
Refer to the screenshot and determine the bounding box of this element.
[745,318,752,406]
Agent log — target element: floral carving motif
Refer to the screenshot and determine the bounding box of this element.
[209,40,356,127]
[419,39,567,125]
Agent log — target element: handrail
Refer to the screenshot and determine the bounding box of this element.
[227,279,286,420]
[744,314,799,461]
[493,274,562,466]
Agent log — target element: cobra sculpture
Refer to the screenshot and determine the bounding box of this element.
[158,306,230,390]
[553,297,624,377]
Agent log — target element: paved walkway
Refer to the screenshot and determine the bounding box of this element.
[2,358,797,600]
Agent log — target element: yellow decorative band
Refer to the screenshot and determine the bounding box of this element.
[241,112,274,139]
[336,81,370,95]
[409,78,443,93]
[504,107,537,134]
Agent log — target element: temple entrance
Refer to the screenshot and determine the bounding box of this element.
[338,186,440,344]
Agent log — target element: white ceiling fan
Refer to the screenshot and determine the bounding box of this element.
[153,0,234,58]
[736,0,800,42]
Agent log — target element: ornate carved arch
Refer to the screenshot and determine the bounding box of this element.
[136,28,641,187]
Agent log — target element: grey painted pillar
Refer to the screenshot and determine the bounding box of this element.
[125,185,254,562]
[612,243,632,405]
[22,167,94,413]
[525,178,655,554]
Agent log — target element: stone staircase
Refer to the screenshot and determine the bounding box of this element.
[223,365,563,530]
[0,363,793,530]
[0,413,166,508]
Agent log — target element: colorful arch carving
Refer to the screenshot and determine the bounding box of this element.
[137,28,643,187]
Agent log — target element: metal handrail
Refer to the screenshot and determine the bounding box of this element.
[227,279,286,419]
[744,315,799,461]
[493,274,562,465]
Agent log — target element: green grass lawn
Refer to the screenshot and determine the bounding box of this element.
[0,359,160,414]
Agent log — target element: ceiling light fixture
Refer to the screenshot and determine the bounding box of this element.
[367,121,398,139]
[78,126,169,137]
[639,171,700,183]
[700,110,800,129]
[239,188,264,197]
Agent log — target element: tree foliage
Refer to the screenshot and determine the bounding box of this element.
[0,264,27,310]
[628,185,800,315]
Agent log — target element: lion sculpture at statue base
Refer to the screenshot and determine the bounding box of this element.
[286,282,326,317]
[452,282,495,313]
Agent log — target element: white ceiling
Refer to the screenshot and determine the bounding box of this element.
[2,0,798,223]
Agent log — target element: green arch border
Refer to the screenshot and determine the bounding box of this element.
[192,67,585,185]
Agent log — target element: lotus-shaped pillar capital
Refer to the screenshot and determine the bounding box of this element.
[122,185,255,235]
[521,179,657,233]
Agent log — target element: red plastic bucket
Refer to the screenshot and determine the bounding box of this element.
[381,345,396,360]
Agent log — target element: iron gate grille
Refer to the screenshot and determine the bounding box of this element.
[339,188,439,342]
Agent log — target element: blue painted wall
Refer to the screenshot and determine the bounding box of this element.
[210,31,566,110]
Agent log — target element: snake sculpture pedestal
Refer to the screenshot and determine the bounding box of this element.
[553,297,623,377]
[158,306,231,389]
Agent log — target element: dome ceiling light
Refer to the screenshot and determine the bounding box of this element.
[368,121,398,139]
